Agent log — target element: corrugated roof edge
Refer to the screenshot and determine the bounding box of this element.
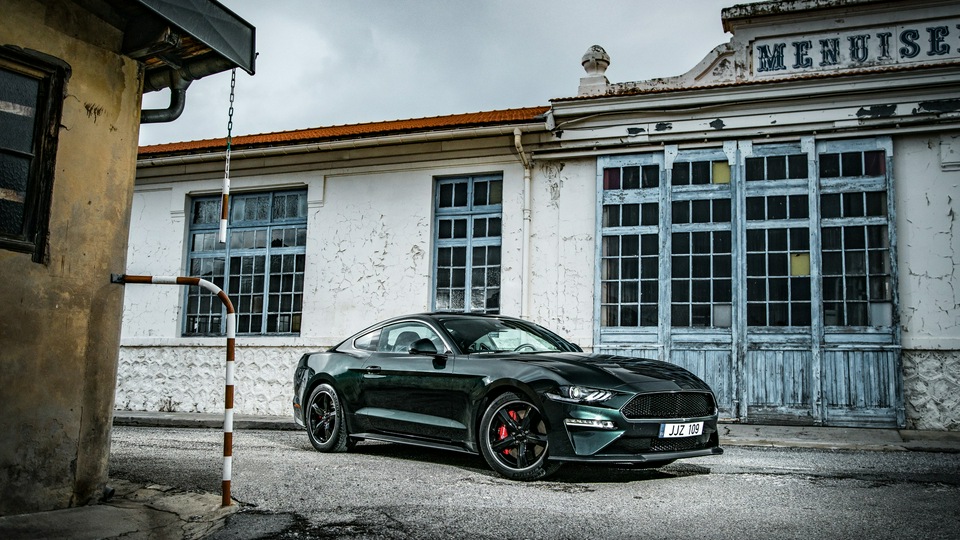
[139,106,550,157]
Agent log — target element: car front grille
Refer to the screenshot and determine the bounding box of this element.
[620,392,715,420]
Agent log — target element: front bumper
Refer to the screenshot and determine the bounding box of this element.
[541,394,722,464]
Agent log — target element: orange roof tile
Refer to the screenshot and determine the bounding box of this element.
[139,106,549,157]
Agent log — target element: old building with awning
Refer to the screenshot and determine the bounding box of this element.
[1,0,255,516]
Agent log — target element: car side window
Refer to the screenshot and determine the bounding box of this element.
[353,329,381,351]
[377,323,444,353]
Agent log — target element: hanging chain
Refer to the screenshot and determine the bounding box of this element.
[219,69,237,243]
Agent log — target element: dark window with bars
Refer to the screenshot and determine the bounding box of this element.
[672,230,733,327]
[600,162,661,327]
[601,234,659,326]
[434,175,502,313]
[746,227,812,326]
[746,154,808,181]
[820,147,891,326]
[673,160,732,186]
[670,157,733,327]
[184,190,307,336]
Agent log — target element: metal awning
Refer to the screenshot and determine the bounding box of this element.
[133,0,255,75]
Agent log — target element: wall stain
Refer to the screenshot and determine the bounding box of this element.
[84,103,104,123]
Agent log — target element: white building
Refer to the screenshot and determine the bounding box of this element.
[120,0,960,431]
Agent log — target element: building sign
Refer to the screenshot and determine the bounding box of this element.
[752,19,960,76]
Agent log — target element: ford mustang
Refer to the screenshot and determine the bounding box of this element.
[292,313,722,480]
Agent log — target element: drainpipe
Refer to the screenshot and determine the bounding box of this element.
[140,56,235,124]
[514,128,533,319]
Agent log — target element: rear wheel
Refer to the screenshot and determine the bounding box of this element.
[479,392,561,481]
[305,384,348,452]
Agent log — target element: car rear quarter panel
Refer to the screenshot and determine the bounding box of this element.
[296,351,364,417]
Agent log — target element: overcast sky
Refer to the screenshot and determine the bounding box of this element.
[138,0,750,146]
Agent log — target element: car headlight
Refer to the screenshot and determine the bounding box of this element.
[548,385,615,403]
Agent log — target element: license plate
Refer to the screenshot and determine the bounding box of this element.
[659,421,703,438]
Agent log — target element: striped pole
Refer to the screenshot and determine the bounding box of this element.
[112,274,236,507]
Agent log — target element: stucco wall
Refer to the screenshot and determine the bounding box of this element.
[0,0,141,515]
[894,133,960,430]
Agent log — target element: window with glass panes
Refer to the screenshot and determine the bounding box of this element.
[744,146,812,327]
[434,175,502,313]
[597,137,894,338]
[184,190,307,336]
[670,153,733,327]
[819,145,892,327]
[600,161,661,326]
[0,48,66,261]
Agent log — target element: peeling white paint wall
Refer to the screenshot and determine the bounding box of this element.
[528,158,597,347]
[119,159,532,414]
[895,133,960,430]
[122,188,185,336]
[896,134,960,350]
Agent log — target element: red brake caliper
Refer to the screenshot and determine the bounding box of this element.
[497,410,519,455]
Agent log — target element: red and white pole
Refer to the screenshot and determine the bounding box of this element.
[112,274,236,507]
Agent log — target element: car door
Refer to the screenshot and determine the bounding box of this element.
[356,321,470,441]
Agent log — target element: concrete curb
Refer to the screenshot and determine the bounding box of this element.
[112,411,960,453]
[113,410,299,431]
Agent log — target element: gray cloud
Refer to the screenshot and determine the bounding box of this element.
[139,0,742,145]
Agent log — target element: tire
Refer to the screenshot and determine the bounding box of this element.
[305,383,348,452]
[478,392,561,481]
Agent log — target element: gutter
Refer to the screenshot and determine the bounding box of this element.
[138,124,547,167]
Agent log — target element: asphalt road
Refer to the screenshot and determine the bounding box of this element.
[109,427,960,539]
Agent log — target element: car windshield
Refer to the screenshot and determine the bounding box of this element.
[438,317,578,354]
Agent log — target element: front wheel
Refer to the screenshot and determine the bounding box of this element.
[479,392,561,481]
[305,383,348,452]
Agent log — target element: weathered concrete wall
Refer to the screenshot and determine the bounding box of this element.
[895,134,960,430]
[0,0,141,515]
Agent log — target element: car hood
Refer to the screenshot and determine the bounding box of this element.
[514,352,713,393]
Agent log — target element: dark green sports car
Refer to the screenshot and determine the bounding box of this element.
[293,313,722,480]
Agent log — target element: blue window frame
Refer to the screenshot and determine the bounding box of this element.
[597,137,895,336]
[184,190,307,336]
[433,174,502,313]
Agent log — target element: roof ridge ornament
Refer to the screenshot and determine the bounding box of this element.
[579,45,611,96]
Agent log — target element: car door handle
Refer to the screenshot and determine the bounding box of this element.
[363,366,384,377]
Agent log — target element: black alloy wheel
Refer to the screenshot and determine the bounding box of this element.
[305,383,348,452]
[479,392,561,480]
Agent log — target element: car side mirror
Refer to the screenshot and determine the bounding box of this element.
[409,338,438,355]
